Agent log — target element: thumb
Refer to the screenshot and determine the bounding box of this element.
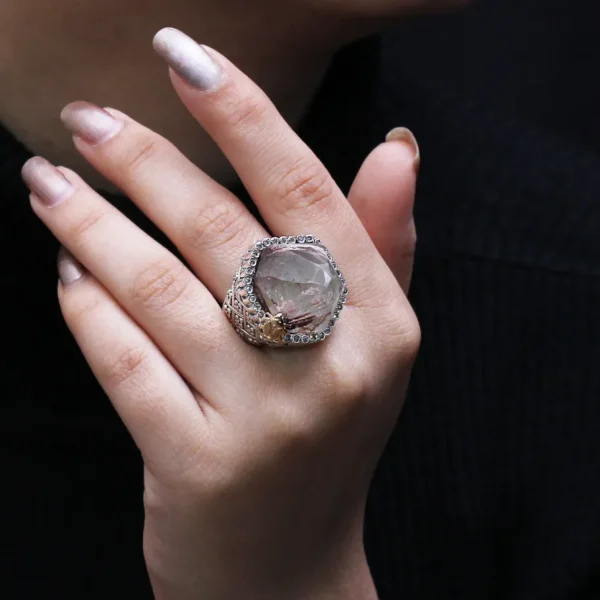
[348,128,419,294]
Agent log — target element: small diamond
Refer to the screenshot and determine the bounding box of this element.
[287,236,296,244]
[305,235,314,243]
[279,236,287,244]
[245,267,255,275]
[318,332,326,341]
[284,334,292,343]
[249,295,257,302]
[244,276,252,285]
[258,311,265,318]
[301,335,310,343]
[293,335,301,343]
[249,259,257,267]
[324,327,332,336]
[340,296,347,304]
[331,261,337,269]
[246,285,254,294]
[329,319,336,327]
[297,235,306,243]
[256,242,264,250]
[263,238,272,247]
[337,303,343,311]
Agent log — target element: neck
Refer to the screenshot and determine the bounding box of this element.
[0,1,358,189]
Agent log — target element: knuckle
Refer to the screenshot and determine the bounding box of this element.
[400,316,422,360]
[401,222,417,260]
[122,135,164,175]
[185,201,247,253]
[275,159,335,213]
[221,89,271,131]
[67,207,107,247]
[321,354,367,409]
[130,258,191,312]
[386,305,422,362]
[104,346,150,387]
[265,401,314,450]
[142,484,164,518]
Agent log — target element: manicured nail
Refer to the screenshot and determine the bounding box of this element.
[21,157,74,207]
[152,27,222,91]
[57,247,85,287]
[60,101,124,145]
[386,127,420,173]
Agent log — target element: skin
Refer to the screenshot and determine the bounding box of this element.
[5,1,462,597]
[0,0,463,188]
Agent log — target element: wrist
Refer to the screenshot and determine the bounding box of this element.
[150,538,378,600]
[278,536,378,600]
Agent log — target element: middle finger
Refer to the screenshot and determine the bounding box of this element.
[153,27,392,304]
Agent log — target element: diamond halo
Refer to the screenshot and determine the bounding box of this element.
[222,235,348,347]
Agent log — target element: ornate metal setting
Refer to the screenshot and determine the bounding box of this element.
[223,235,348,348]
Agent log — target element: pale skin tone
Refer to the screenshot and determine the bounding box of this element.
[4,1,462,598]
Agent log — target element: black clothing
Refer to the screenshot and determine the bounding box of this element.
[2,4,600,598]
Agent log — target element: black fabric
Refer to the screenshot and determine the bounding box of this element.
[2,3,600,598]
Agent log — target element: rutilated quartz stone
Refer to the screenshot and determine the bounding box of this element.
[254,243,343,335]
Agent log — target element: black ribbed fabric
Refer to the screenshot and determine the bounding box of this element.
[2,9,600,600]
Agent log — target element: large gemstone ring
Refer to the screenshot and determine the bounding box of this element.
[223,235,348,347]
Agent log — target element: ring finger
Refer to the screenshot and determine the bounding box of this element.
[59,101,267,300]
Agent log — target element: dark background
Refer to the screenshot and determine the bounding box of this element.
[393,0,600,156]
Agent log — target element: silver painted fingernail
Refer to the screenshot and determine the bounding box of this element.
[58,247,85,287]
[386,127,421,173]
[21,157,74,207]
[152,27,223,91]
[60,101,124,145]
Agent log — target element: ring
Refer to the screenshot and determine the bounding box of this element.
[223,235,348,347]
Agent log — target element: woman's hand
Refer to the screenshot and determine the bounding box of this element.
[21,28,420,600]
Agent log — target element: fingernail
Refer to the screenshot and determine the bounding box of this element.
[386,127,420,173]
[21,157,74,207]
[60,101,124,145]
[152,27,223,91]
[58,247,85,287]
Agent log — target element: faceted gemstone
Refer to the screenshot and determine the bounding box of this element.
[254,243,343,335]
